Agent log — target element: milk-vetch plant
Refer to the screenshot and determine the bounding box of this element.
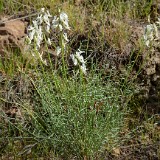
[70,49,87,75]
[51,10,70,75]
[26,8,52,65]
[143,17,160,47]
[26,8,87,75]
[26,8,70,64]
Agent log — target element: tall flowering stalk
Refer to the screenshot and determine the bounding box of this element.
[52,10,70,75]
[26,8,52,65]
[26,8,70,65]
[70,49,87,75]
[26,8,87,75]
[143,18,160,47]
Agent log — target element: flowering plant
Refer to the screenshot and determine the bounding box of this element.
[143,17,160,47]
[70,49,87,75]
[26,8,70,64]
[26,8,87,75]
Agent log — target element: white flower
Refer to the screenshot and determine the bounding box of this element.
[63,33,69,42]
[33,20,38,29]
[37,51,47,65]
[46,10,52,18]
[28,25,34,31]
[28,29,35,41]
[71,49,85,65]
[47,38,52,45]
[56,46,61,56]
[143,34,147,41]
[149,32,154,41]
[36,37,41,48]
[75,49,85,64]
[145,39,150,47]
[76,49,85,54]
[45,25,50,33]
[41,8,45,13]
[36,26,43,40]
[58,24,63,31]
[35,26,43,48]
[143,22,159,47]
[59,12,70,30]
[145,24,153,33]
[71,49,87,75]
[26,9,71,65]
[60,12,68,23]
[38,25,42,34]
[52,16,59,28]
[75,53,85,64]
[52,12,70,31]
[70,54,78,66]
[156,18,160,25]
[43,13,50,26]
[80,63,87,75]
[36,14,43,24]
[143,24,154,46]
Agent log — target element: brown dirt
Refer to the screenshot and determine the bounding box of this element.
[0,18,26,57]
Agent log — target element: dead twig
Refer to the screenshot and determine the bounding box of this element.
[0,12,39,25]
[120,141,160,149]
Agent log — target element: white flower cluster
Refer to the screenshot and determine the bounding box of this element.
[52,11,70,31]
[70,49,87,75]
[27,8,52,49]
[26,8,87,75]
[52,11,70,55]
[26,8,70,63]
[143,18,160,47]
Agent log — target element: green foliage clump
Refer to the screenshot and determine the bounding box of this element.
[23,71,129,159]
